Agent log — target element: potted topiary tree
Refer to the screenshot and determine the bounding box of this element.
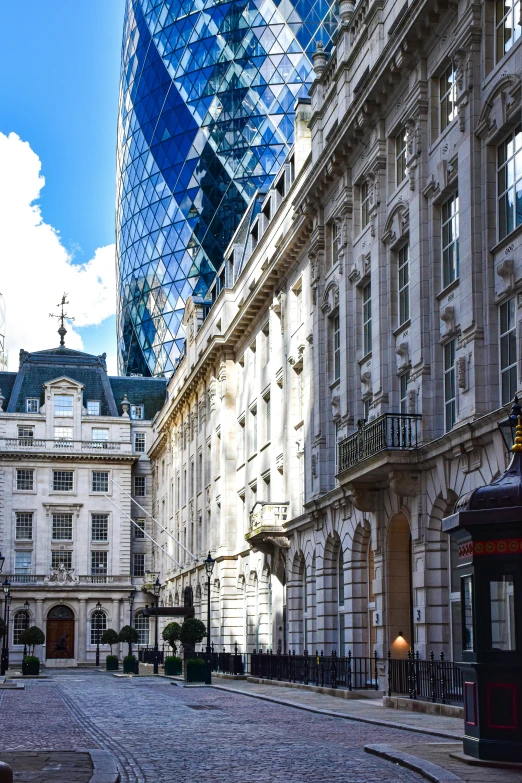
[101,629,120,671]
[20,626,45,675]
[180,618,207,683]
[162,622,182,676]
[118,625,139,674]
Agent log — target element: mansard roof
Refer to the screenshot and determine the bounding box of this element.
[0,344,167,418]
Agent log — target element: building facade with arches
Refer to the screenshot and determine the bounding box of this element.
[150,0,521,664]
[0,342,166,665]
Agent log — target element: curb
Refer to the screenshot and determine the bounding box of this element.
[83,749,120,783]
[211,684,462,740]
[246,676,385,700]
[365,743,463,783]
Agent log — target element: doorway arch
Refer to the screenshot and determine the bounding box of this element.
[46,605,75,659]
[387,513,413,657]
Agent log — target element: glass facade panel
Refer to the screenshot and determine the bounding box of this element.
[116,0,339,376]
[490,576,515,651]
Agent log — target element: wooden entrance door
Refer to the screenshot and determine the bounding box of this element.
[46,605,75,659]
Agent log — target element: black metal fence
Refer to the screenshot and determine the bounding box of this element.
[138,645,165,664]
[195,645,463,705]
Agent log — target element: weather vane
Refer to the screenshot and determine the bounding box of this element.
[49,293,75,346]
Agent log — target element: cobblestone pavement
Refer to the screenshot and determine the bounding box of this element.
[0,671,430,783]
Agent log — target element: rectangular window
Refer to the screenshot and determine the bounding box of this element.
[190,460,195,498]
[500,297,518,405]
[16,469,34,491]
[239,417,246,463]
[92,471,109,493]
[91,551,108,576]
[462,575,474,651]
[442,193,460,288]
[134,518,145,539]
[92,428,109,445]
[17,425,34,439]
[87,400,100,415]
[439,62,457,132]
[332,221,340,264]
[183,468,187,505]
[498,125,522,241]
[54,394,73,417]
[295,284,302,326]
[133,553,145,577]
[51,551,72,570]
[26,398,39,413]
[52,470,74,492]
[297,370,304,422]
[395,129,407,186]
[52,513,73,541]
[15,512,33,541]
[91,514,109,541]
[54,426,73,442]
[130,404,144,420]
[363,283,372,355]
[361,181,370,228]
[198,451,203,491]
[398,245,410,326]
[490,575,515,650]
[263,473,271,500]
[400,371,410,414]
[134,475,146,497]
[496,0,522,64]
[15,551,31,575]
[262,322,270,366]
[251,406,258,453]
[444,339,457,432]
[333,314,341,381]
[134,432,146,453]
[264,394,271,442]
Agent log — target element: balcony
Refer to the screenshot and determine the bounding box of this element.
[3,574,129,587]
[246,502,291,553]
[338,413,422,474]
[0,437,133,457]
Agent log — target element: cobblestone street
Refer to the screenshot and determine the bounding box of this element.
[0,671,427,783]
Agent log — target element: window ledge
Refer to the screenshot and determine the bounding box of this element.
[358,352,372,366]
[490,222,522,256]
[236,461,246,471]
[393,318,411,337]
[436,278,460,301]
[260,441,271,452]
[294,420,304,430]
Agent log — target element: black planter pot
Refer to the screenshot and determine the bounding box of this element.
[22,658,40,676]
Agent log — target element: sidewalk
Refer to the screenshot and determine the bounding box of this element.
[212,677,463,738]
[0,750,119,783]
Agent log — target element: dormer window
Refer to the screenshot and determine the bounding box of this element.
[130,404,144,420]
[87,400,100,416]
[26,398,39,413]
[55,395,73,417]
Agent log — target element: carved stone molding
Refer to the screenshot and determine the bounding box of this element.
[396,341,409,370]
[496,258,515,292]
[389,470,420,498]
[382,202,409,247]
[348,483,376,512]
[440,305,455,336]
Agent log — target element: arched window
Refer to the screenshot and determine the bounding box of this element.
[134,610,149,645]
[90,611,107,644]
[13,610,30,645]
[338,547,345,656]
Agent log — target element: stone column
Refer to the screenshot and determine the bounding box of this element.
[78,599,87,664]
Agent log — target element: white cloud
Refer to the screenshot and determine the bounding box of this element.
[0,132,116,370]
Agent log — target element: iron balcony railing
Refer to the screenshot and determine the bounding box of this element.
[2,574,126,585]
[338,413,422,472]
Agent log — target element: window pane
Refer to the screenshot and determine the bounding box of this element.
[490,576,515,650]
[463,575,474,651]
[92,472,109,493]
[54,395,73,417]
[16,512,33,540]
[16,469,34,491]
[52,514,73,540]
[52,471,74,492]
[91,514,108,541]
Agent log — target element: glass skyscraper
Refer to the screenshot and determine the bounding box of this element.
[117,0,339,376]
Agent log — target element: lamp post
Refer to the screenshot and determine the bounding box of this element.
[152,577,161,674]
[127,592,135,657]
[204,552,215,685]
[1,578,11,675]
[95,600,102,667]
[23,600,30,658]
[498,396,522,452]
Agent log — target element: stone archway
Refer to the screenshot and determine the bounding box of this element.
[46,605,75,659]
[387,513,412,657]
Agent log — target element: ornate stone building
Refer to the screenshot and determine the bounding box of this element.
[150,0,522,662]
[0,342,166,665]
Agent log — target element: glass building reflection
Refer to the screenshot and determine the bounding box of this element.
[117,0,339,376]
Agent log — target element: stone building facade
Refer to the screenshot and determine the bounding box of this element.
[0,344,166,665]
[149,0,522,663]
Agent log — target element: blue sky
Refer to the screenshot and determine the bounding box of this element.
[0,1,126,367]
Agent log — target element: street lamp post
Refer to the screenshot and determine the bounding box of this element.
[95,600,102,667]
[153,577,160,674]
[204,552,215,685]
[1,578,11,676]
[127,592,135,657]
[23,600,30,658]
